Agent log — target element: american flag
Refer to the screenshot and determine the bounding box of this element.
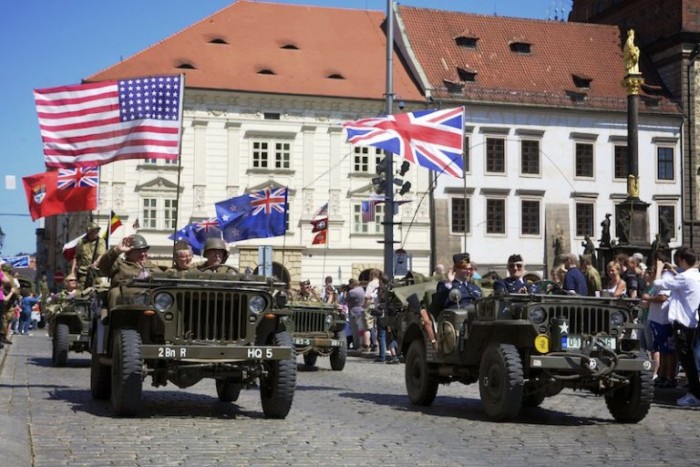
[56,167,99,189]
[343,107,465,179]
[250,188,287,215]
[34,75,183,168]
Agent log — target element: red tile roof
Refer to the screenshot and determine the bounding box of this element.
[396,6,679,113]
[86,0,424,103]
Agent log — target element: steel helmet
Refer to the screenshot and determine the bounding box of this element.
[203,238,229,261]
[85,222,100,233]
[130,234,150,250]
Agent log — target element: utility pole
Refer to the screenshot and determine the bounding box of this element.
[383,0,395,281]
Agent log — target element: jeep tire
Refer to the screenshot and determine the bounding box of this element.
[479,343,524,421]
[216,378,242,402]
[52,323,69,367]
[90,336,111,400]
[521,381,546,408]
[303,351,318,367]
[405,339,439,406]
[111,328,143,417]
[329,332,347,371]
[604,360,654,423]
[260,331,296,419]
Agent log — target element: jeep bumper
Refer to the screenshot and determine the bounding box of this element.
[141,345,293,361]
[293,336,343,348]
[530,355,651,372]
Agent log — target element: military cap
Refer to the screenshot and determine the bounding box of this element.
[300,279,311,287]
[65,274,77,281]
[85,222,100,233]
[507,254,523,264]
[452,253,471,268]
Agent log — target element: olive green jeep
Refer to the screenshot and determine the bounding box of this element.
[393,281,653,423]
[47,291,96,366]
[287,301,347,370]
[89,271,296,418]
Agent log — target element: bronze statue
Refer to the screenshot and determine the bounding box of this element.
[624,29,640,75]
[599,213,612,248]
[582,235,597,265]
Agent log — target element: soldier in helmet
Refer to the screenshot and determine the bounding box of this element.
[98,234,161,312]
[196,238,238,273]
[71,222,106,289]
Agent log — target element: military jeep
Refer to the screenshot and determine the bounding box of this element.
[394,282,653,423]
[89,271,296,418]
[287,301,347,370]
[47,294,94,366]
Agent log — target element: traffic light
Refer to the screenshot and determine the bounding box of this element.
[372,176,387,194]
[376,157,387,175]
[399,181,412,196]
[399,161,410,176]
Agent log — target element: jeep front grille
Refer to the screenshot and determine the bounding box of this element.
[548,305,614,335]
[175,290,247,342]
[292,309,327,333]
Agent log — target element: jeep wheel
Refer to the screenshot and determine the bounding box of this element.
[604,363,654,423]
[260,331,297,419]
[405,339,439,406]
[329,333,347,371]
[521,381,546,408]
[111,328,143,417]
[303,351,318,367]
[216,379,242,402]
[90,346,111,400]
[52,323,70,367]
[479,343,524,421]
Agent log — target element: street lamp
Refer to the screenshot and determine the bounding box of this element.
[0,226,5,255]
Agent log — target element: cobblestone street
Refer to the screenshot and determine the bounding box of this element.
[1,332,699,466]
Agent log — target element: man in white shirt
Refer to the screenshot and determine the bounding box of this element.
[654,246,700,406]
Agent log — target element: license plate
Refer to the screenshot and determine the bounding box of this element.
[294,338,311,346]
[562,335,616,350]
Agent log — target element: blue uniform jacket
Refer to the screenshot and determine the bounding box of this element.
[436,279,483,308]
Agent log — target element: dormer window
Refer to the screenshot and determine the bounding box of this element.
[257,68,276,75]
[281,44,299,50]
[509,42,532,54]
[444,79,464,94]
[455,36,478,49]
[572,73,593,89]
[327,73,345,80]
[457,67,477,82]
[208,38,228,45]
[176,62,196,70]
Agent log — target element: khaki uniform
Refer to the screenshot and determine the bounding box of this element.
[98,247,161,308]
[194,261,239,274]
[75,237,106,287]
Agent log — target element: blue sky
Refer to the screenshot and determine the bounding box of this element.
[0,0,571,257]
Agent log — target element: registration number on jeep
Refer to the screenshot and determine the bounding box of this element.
[563,335,616,350]
[158,346,186,358]
[294,338,311,346]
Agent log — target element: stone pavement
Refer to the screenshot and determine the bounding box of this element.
[2,332,700,466]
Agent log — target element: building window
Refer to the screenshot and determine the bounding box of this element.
[575,202,594,237]
[521,200,540,235]
[353,202,384,234]
[521,140,540,175]
[352,146,383,174]
[657,147,674,180]
[486,199,505,234]
[575,142,594,177]
[252,140,291,169]
[142,197,178,230]
[613,145,628,179]
[486,137,505,173]
[451,197,470,233]
[658,205,675,241]
[144,158,178,165]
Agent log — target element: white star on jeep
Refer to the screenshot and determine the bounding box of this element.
[559,322,569,334]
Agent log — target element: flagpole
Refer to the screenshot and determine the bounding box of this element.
[383,0,395,281]
[172,73,186,265]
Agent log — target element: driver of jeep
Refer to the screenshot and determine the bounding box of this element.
[493,254,540,295]
[98,234,161,312]
[435,253,483,309]
[196,238,239,273]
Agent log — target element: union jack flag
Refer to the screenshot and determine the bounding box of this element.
[343,107,465,179]
[251,188,287,215]
[56,167,99,189]
[195,218,221,234]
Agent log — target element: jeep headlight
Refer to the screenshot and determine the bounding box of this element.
[74,304,88,319]
[610,311,625,326]
[249,295,266,314]
[153,293,174,312]
[528,307,546,324]
[326,314,333,326]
